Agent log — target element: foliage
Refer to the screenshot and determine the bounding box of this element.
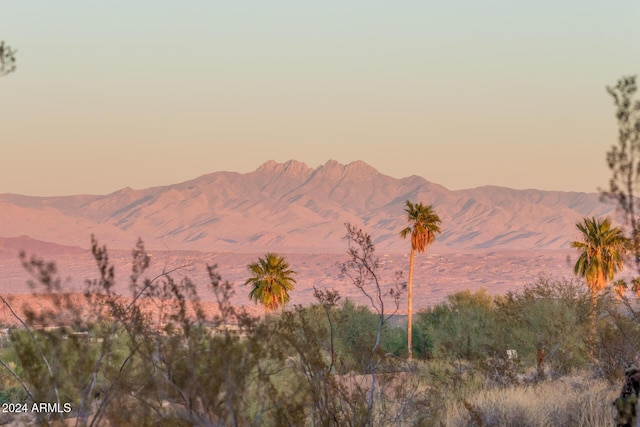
[0,41,16,76]
[598,301,640,380]
[571,216,629,297]
[339,223,407,425]
[276,293,434,426]
[332,299,381,373]
[495,277,592,374]
[244,253,297,312]
[0,232,437,426]
[417,289,497,362]
[416,279,594,377]
[277,298,370,426]
[0,237,305,425]
[400,200,442,254]
[603,75,640,270]
[0,386,27,405]
[381,326,432,360]
[0,234,631,426]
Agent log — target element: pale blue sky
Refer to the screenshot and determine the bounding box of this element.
[1,1,639,195]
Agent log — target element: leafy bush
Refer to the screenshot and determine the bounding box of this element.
[495,276,592,375]
[0,386,28,405]
[381,326,432,360]
[417,289,498,361]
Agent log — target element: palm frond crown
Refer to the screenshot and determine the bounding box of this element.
[571,216,629,294]
[244,253,297,312]
[400,200,442,252]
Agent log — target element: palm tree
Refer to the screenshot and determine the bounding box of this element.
[571,217,628,299]
[400,200,442,360]
[244,253,297,314]
[571,217,628,346]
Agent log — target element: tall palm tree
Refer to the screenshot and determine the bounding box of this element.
[245,253,297,314]
[400,200,442,360]
[571,217,628,299]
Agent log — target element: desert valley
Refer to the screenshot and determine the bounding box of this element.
[0,159,612,312]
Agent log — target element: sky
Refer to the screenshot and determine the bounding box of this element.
[1,1,639,196]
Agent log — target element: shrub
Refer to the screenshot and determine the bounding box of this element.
[417,289,498,362]
[495,276,592,375]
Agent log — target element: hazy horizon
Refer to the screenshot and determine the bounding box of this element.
[2,2,640,196]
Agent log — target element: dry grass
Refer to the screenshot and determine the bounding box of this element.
[444,373,618,427]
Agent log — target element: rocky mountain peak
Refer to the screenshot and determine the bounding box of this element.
[254,159,312,178]
[344,160,380,177]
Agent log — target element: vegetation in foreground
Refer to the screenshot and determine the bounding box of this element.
[0,229,633,426]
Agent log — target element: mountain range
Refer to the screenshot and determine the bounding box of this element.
[0,159,616,253]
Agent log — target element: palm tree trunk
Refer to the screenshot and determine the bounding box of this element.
[589,288,598,359]
[408,246,415,360]
[588,276,605,358]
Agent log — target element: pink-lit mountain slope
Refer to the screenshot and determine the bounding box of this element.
[0,160,616,253]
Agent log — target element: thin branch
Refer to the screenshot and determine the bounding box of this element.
[0,356,33,401]
[81,263,192,423]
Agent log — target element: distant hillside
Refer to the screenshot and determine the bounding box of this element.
[0,160,615,252]
[0,236,86,260]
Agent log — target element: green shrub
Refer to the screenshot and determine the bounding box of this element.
[417,289,498,361]
[495,277,592,374]
[0,386,28,404]
[381,326,432,359]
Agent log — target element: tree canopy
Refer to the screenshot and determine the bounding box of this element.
[245,253,297,312]
[571,216,628,297]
